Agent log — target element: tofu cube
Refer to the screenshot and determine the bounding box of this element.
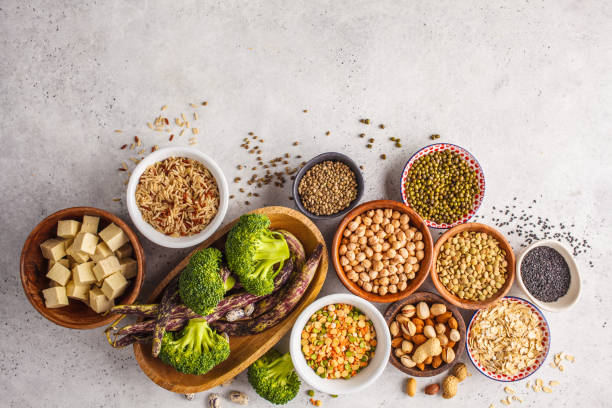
[101,272,129,300]
[66,244,90,263]
[40,238,66,261]
[81,215,100,234]
[46,262,71,286]
[89,288,114,313]
[99,223,128,252]
[91,242,113,262]
[66,281,89,301]
[42,286,69,308]
[48,258,70,272]
[92,256,120,281]
[57,220,81,238]
[73,232,98,256]
[114,243,133,260]
[119,257,138,279]
[72,261,96,285]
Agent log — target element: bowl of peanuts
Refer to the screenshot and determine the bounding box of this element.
[384,291,466,377]
[331,200,434,303]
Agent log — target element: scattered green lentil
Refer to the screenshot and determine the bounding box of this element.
[380,154,386,160]
[233,177,241,183]
[326,131,330,136]
[405,149,480,224]
[303,109,308,113]
[245,201,250,205]
[307,390,315,397]
[379,124,385,129]
[430,134,441,140]
[368,138,374,143]
[293,141,299,146]
[360,118,371,124]
[359,133,365,138]
[366,144,372,149]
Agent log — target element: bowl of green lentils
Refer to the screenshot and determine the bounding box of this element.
[400,143,485,229]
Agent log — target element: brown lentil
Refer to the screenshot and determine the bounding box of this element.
[298,161,358,216]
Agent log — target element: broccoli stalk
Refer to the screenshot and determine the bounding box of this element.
[248,349,300,405]
[159,318,230,375]
[226,214,290,296]
[179,247,233,316]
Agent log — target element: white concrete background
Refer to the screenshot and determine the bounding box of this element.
[1,1,611,407]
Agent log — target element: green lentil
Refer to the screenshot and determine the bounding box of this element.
[405,149,480,224]
[307,390,315,397]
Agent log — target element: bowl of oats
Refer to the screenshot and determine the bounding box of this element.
[126,147,228,248]
[466,296,550,382]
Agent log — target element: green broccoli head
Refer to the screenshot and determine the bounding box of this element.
[225,214,290,296]
[179,247,228,316]
[247,349,300,405]
[159,318,230,375]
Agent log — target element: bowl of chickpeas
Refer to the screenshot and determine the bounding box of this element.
[332,200,434,303]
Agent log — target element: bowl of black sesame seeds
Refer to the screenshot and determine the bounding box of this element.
[292,152,365,220]
[516,239,581,312]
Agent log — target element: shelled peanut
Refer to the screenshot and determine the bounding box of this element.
[339,208,426,295]
[389,301,460,371]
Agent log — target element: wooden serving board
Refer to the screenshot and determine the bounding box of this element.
[133,206,328,393]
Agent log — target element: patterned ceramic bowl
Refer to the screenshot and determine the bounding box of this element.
[466,296,551,382]
[400,143,485,229]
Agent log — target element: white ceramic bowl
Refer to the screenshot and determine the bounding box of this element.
[126,146,229,248]
[516,240,581,312]
[289,294,391,395]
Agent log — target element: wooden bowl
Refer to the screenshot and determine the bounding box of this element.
[133,206,328,394]
[20,207,145,329]
[332,200,433,303]
[384,291,466,377]
[430,223,516,310]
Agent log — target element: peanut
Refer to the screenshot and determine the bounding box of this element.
[423,325,436,339]
[416,302,430,319]
[424,384,440,395]
[449,328,460,342]
[430,303,447,316]
[401,355,416,368]
[406,378,417,397]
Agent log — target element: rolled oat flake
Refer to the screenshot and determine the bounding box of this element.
[521,246,571,302]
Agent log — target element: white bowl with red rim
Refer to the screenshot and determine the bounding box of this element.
[466,296,551,382]
[400,143,485,229]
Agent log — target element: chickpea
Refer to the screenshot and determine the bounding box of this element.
[348,221,359,231]
[394,255,405,264]
[357,279,364,287]
[389,275,399,285]
[371,223,380,233]
[365,229,374,237]
[406,230,415,240]
[346,251,356,262]
[373,261,384,272]
[343,229,351,237]
[379,269,390,278]
[413,263,420,272]
[354,265,364,273]
[397,281,407,291]
[385,248,397,259]
[368,270,378,280]
[356,252,366,262]
[350,259,358,267]
[415,231,423,241]
[343,264,352,272]
[375,209,384,218]
[383,208,393,218]
[391,219,400,229]
[349,235,358,243]
[372,252,382,261]
[385,224,395,234]
[388,264,398,274]
[381,217,390,226]
[415,240,424,250]
[392,210,401,220]
[365,247,374,257]
[379,286,388,296]
[339,244,348,255]
[356,226,366,237]
[408,256,418,265]
[404,263,413,273]
[388,284,398,294]
[373,243,383,253]
[396,230,406,242]
[399,247,409,258]
[381,242,390,252]
[391,241,402,250]
[363,282,373,292]
[376,230,386,240]
[362,216,372,226]
[359,272,370,282]
[362,259,372,269]
[366,210,375,218]
[398,273,407,281]
[416,250,424,261]
[372,285,379,294]
[367,236,378,246]
[347,271,358,281]
[399,214,409,225]
[358,236,367,246]
[372,214,383,224]
[379,276,390,286]
[340,256,349,266]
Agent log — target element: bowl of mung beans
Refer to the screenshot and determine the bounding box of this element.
[289,294,391,394]
[332,200,434,303]
[430,223,516,310]
[292,152,364,220]
[400,143,485,229]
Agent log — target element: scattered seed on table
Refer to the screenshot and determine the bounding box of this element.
[379,124,385,129]
[380,154,386,160]
[120,144,127,150]
[169,134,174,141]
[368,138,374,143]
[234,177,241,183]
[366,144,372,149]
[359,133,365,138]
[430,134,441,140]
[229,195,234,199]
[395,142,402,148]
[293,141,299,146]
[303,109,308,113]
[326,131,330,136]
[245,201,250,205]
[202,101,208,106]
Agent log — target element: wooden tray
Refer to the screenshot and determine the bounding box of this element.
[133,206,328,393]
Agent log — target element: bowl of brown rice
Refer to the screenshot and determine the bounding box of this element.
[126,146,228,248]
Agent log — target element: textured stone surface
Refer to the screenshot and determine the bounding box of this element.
[1,0,611,406]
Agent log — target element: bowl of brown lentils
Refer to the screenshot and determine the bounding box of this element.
[332,200,434,303]
[430,222,516,310]
[292,152,364,220]
[400,143,485,229]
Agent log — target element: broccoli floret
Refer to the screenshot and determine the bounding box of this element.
[225,214,290,296]
[179,247,233,316]
[248,349,300,405]
[159,318,230,375]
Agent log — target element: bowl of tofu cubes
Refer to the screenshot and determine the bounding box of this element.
[20,207,145,329]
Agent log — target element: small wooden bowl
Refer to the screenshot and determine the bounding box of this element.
[430,222,515,310]
[384,291,466,377]
[332,200,433,303]
[20,207,145,329]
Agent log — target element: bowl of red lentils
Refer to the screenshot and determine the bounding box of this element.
[289,294,391,395]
